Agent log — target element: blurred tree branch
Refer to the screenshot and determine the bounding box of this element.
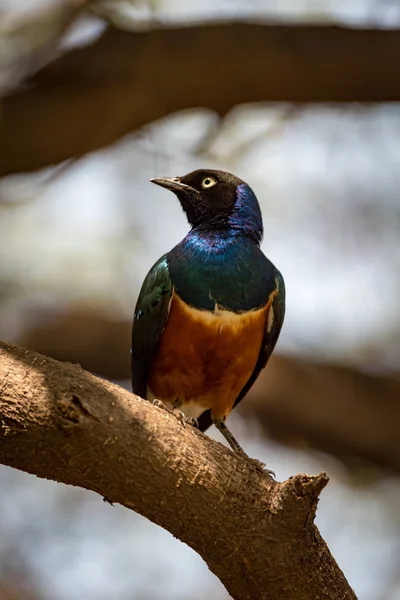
[0,341,356,600]
[247,355,400,474]
[18,309,400,473]
[1,22,400,175]
[0,0,94,95]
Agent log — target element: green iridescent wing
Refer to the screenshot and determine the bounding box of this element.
[197,270,285,432]
[131,256,173,399]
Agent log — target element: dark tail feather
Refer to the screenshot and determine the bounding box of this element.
[197,409,212,432]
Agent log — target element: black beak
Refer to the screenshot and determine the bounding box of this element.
[150,177,184,192]
[150,177,198,194]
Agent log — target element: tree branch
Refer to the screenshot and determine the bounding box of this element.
[0,340,356,600]
[18,310,400,473]
[1,22,400,175]
[0,0,94,95]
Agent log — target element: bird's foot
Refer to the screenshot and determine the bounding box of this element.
[212,417,274,476]
[152,399,169,411]
[247,456,275,477]
[171,408,187,426]
[234,448,274,476]
[152,400,196,429]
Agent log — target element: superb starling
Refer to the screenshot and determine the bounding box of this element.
[131,169,285,462]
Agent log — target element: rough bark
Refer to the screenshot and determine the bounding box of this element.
[0,340,356,600]
[18,310,400,473]
[2,23,400,175]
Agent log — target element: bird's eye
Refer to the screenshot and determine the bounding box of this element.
[201,176,217,189]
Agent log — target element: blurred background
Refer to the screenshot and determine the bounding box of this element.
[1,0,400,598]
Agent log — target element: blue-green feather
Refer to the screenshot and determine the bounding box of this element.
[167,231,276,312]
[131,256,172,398]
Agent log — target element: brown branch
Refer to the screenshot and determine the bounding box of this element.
[0,340,356,600]
[18,310,400,473]
[1,22,400,175]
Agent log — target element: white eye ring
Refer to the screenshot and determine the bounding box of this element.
[201,176,217,189]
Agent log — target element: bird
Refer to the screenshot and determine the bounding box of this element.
[131,169,285,463]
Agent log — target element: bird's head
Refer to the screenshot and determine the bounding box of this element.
[150,169,263,244]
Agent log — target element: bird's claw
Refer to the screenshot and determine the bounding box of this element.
[152,399,169,411]
[262,467,275,478]
[171,408,187,426]
[152,400,198,429]
[248,457,275,477]
[234,450,274,477]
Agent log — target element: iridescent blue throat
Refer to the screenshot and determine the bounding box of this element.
[227,183,263,244]
[166,183,270,312]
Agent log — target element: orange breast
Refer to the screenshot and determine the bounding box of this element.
[148,291,271,420]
